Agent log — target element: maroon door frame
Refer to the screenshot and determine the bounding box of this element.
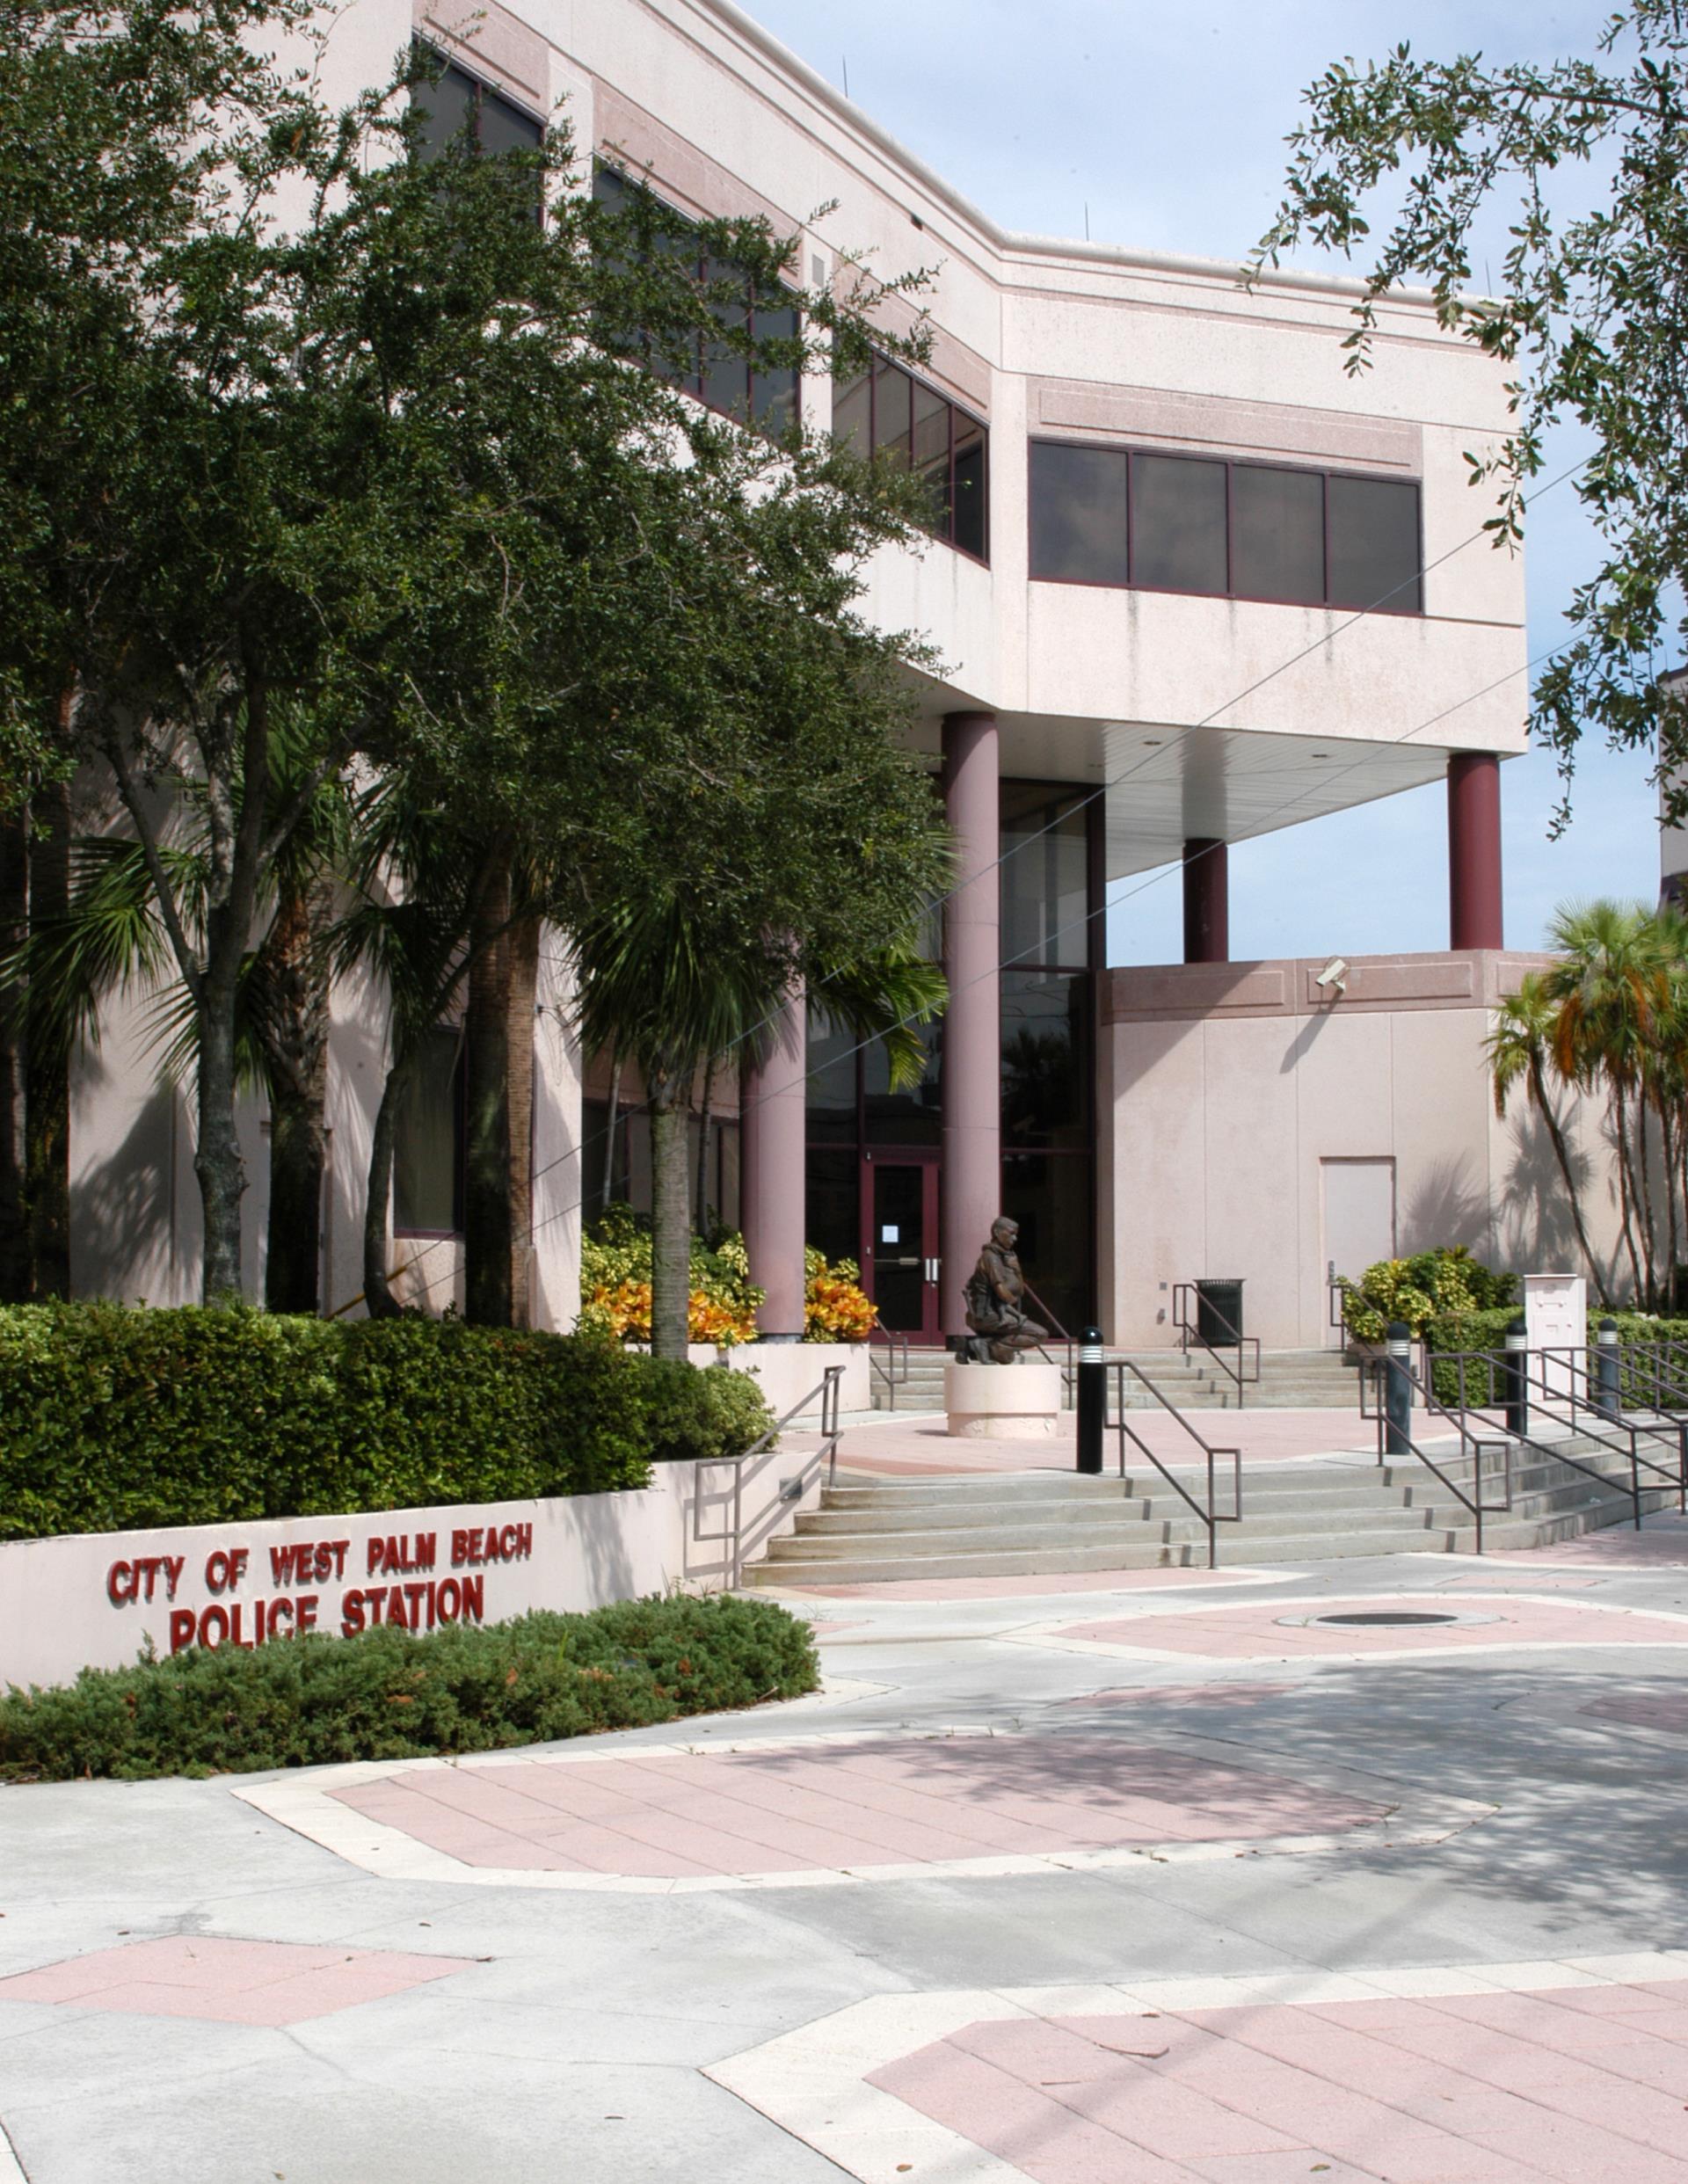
[861,1150,942,1344]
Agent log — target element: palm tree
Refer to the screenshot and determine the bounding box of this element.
[1545,900,1670,1307]
[574,901,948,1361]
[572,888,782,1359]
[1486,970,1610,1305]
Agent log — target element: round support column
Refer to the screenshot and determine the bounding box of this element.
[1182,838,1229,964]
[1447,753,1504,950]
[741,979,807,1341]
[942,711,1000,1344]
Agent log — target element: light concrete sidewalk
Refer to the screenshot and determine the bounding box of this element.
[5,1521,1688,2180]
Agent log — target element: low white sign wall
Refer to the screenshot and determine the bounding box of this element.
[0,1443,820,1694]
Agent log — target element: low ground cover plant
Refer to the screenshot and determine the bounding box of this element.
[0,1592,819,1782]
[0,1303,774,1540]
[579,1205,877,1343]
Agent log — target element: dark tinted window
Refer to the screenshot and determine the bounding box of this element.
[804,1008,858,1144]
[1001,782,1088,970]
[1328,475,1422,612]
[1001,972,1089,1150]
[864,1013,943,1147]
[592,164,801,436]
[1030,439,1421,614]
[831,352,988,562]
[412,51,542,157]
[1131,455,1227,594]
[393,1027,463,1234]
[1232,464,1324,604]
[1029,442,1129,585]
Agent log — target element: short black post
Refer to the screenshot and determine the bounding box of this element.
[1503,1314,1530,1438]
[1384,1321,1413,1456]
[1594,1315,1620,1422]
[1076,1326,1104,1475]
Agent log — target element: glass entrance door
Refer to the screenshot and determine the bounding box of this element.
[864,1158,940,1343]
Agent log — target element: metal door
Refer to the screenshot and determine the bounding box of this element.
[863,1157,941,1343]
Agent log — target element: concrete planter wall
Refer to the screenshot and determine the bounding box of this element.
[629,1342,869,1419]
[0,1445,821,1694]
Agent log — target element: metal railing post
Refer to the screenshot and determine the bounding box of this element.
[1503,1315,1529,1439]
[1385,1321,1413,1456]
[1595,1316,1620,1422]
[1076,1326,1104,1475]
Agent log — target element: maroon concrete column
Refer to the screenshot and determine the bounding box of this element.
[1447,753,1504,950]
[942,711,1000,1343]
[741,979,806,1340]
[1182,838,1228,964]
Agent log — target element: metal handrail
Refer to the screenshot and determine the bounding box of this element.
[867,1326,910,1409]
[1358,1355,1513,1554]
[1171,1281,1262,1403]
[1106,1358,1242,1570]
[1021,1280,1077,1405]
[1421,1344,1683,1534]
[692,1364,846,1589]
[1528,1346,1687,1500]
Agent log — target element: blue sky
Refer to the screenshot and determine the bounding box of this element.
[748,0,1660,963]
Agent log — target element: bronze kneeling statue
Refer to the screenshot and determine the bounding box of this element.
[958,1216,1047,1364]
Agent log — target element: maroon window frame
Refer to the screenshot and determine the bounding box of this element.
[593,164,801,436]
[1027,438,1422,615]
[832,353,990,566]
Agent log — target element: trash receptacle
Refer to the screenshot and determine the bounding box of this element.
[1195,1278,1244,1345]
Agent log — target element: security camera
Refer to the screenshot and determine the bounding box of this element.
[1314,957,1349,994]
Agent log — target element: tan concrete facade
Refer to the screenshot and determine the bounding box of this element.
[59,0,1536,1329]
[1101,953,1624,1351]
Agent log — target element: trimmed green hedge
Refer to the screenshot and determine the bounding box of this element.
[1424,1307,1688,1405]
[0,1593,819,1781]
[0,1304,775,1542]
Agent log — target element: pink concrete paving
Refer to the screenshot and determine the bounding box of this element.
[815,1409,1375,1479]
[870,1979,1688,2183]
[0,1936,469,2026]
[780,1566,1276,1602]
[1059,1594,1688,1660]
[1580,1692,1688,1732]
[328,1738,1389,1878]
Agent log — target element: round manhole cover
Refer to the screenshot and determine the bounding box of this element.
[1313,1611,1462,1628]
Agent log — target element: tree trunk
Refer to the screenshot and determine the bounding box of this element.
[649,1071,690,1360]
[600,1052,623,1213]
[264,871,333,1314]
[505,913,540,1329]
[1635,1084,1661,1308]
[24,776,70,1299]
[195,903,248,1301]
[0,806,28,1302]
[695,1054,715,1233]
[1612,1086,1646,1305]
[1663,1101,1680,1314]
[362,1048,415,1319]
[1532,1057,1611,1307]
[462,849,538,1328]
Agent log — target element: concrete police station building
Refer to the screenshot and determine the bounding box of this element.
[71,0,1612,1355]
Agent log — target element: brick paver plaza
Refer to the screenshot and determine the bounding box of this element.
[5,1511,1688,2179]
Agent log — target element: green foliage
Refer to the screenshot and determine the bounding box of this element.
[1340,1249,1515,1343]
[0,1302,772,1540]
[1423,1306,1688,1404]
[639,1360,775,1463]
[0,1593,819,1781]
[1256,4,1688,819]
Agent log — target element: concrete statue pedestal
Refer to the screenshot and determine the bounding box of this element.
[944,1360,1063,1438]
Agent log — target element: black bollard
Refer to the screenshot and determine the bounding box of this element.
[1594,1315,1620,1422]
[1502,1314,1529,1438]
[1076,1326,1105,1475]
[1384,1321,1413,1456]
